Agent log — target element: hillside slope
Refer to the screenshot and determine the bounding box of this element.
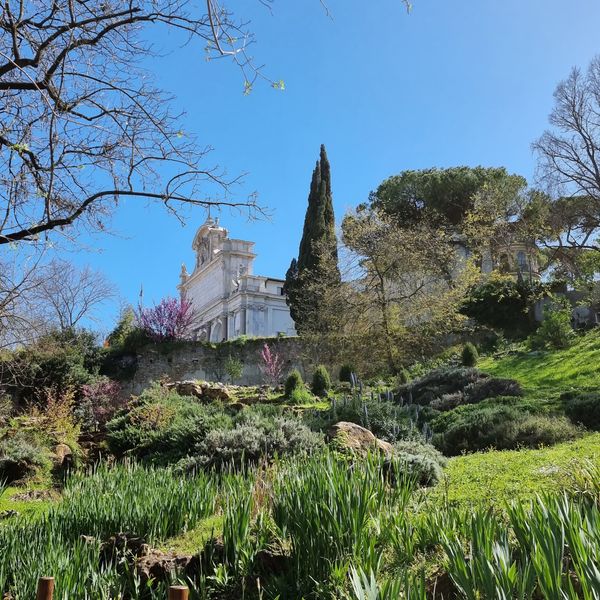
[479,328,600,395]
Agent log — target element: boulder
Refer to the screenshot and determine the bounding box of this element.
[165,380,232,402]
[201,382,232,402]
[326,421,393,458]
[52,443,73,472]
[167,380,205,400]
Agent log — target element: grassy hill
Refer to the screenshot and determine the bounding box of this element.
[479,328,600,396]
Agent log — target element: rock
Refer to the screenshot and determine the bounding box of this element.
[166,380,205,400]
[100,533,150,566]
[52,443,73,472]
[165,380,232,402]
[0,509,19,519]
[136,551,200,587]
[201,382,232,402]
[326,421,393,458]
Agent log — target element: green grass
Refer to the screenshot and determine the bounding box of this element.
[479,328,600,396]
[0,485,57,519]
[158,514,223,555]
[429,432,600,508]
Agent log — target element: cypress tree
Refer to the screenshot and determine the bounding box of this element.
[284,145,340,332]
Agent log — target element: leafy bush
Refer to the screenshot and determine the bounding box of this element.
[461,342,478,367]
[312,365,331,396]
[106,384,232,463]
[307,395,413,443]
[284,369,304,397]
[397,368,411,385]
[287,386,315,405]
[391,439,447,486]
[107,384,324,467]
[339,364,354,384]
[397,367,483,406]
[179,413,323,471]
[463,377,522,404]
[224,355,244,383]
[461,275,544,337]
[432,398,579,455]
[530,304,575,350]
[0,329,101,406]
[398,367,521,412]
[0,433,51,483]
[563,390,600,430]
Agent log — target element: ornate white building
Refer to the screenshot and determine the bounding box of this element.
[178,217,296,341]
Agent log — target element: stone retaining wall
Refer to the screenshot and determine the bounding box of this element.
[124,337,312,394]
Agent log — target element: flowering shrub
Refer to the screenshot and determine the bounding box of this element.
[77,377,123,431]
[259,343,284,385]
[138,297,195,342]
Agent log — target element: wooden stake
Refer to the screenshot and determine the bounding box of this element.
[36,577,55,600]
[168,586,189,600]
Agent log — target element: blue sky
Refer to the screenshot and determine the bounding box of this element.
[66,0,600,332]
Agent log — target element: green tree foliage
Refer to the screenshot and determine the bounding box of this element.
[284,369,304,398]
[284,145,341,333]
[461,274,545,338]
[311,365,331,396]
[368,167,526,228]
[530,303,575,350]
[461,342,479,367]
[339,364,354,383]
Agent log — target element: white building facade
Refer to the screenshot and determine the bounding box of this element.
[178,218,296,341]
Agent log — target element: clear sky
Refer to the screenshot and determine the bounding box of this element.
[65,0,600,333]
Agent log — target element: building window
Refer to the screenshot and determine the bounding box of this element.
[278,286,285,296]
[517,251,528,271]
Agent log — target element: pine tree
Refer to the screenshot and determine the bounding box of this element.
[285,145,340,332]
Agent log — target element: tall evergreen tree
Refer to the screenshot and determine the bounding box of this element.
[285,145,341,332]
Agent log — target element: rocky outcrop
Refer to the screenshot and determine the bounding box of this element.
[326,421,393,458]
[165,380,232,402]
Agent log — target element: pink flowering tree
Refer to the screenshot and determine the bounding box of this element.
[259,343,284,386]
[138,297,196,342]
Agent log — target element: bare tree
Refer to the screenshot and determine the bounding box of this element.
[534,56,600,253]
[0,1,281,248]
[33,260,116,331]
[0,254,47,349]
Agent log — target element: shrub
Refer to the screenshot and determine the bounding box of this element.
[529,304,575,350]
[397,368,411,385]
[397,367,521,411]
[224,355,243,383]
[392,439,447,486]
[106,384,232,463]
[0,433,51,483]
[284,369,304,398]
[288,386,315,405]
[306,395,413,443]
[179,414,323,471]
[432,398,579,455]
[463,377,522,404]
[461,275,544,337]
[563,390,600,430]
[397,367,484,406]
[260,343,284,385]
[74,377,123,432]
[0,329,101,407]
[461,342,478,367]
[312,365,331,397]
[339,365,354,384]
